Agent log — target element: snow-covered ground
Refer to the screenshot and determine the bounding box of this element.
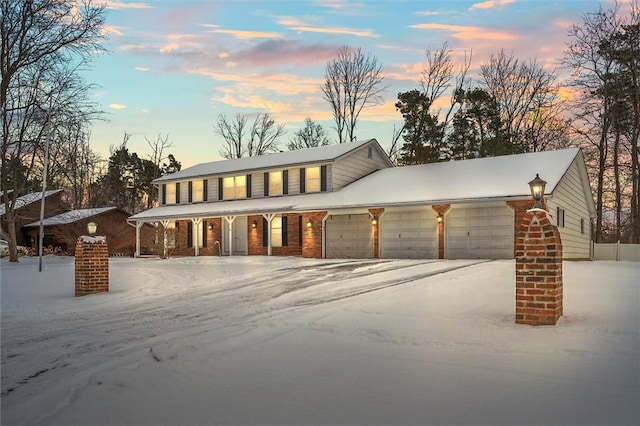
[1,256,638,426]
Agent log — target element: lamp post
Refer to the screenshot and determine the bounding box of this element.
[528,174,547,209]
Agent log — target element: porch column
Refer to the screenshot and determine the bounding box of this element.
[160,220,171,259]
[192,218,202,256]
[224,216,236,256]
[262,213,276,256]
[135,221,143,257]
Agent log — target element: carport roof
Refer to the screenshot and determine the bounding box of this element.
[130,148,590,222]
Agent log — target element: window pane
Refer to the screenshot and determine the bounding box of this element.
[269,171,282,196]
[235,175,246,198]
[306,167,320,193]
[271,216,282,247]
[166,184,176,204]
[192,180,203,202]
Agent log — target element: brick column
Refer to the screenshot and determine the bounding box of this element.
[515,209,563,325]
[302,211,327,258]
[75,236,109,297]
[369,208,384,259]
[432,205,450,259]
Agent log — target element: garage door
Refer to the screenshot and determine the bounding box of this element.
[325,214,373,258]
[381,210,438,259]
[446,206,514,259]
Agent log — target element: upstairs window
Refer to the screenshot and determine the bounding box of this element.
[306,167,320,193]
[269,171,282,196]
[192,180,204,203]
[223,175,246,200]
[165,183,177,204]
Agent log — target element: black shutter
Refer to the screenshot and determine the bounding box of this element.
[203,179,208,201]
[218,178,223,200]
[246,174,252,198]
[188,181,193,203]
[264,172,269,196]
[298,215,302,246]
[282,216,288,246]
[300,168,306,193]
[161,184,166,205]
[321,165,327,192]
[202,221,208,248]
[262,218,268,247]
[176,182,181,203]
[283,170,289,195]
[187,221,193,248]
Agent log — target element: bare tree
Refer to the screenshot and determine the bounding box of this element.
[215,113,285,159]
[145,133,174,208]
[322,46,386,144]
[0,0,105,261]
[480,50,561,152]
[287,118,331,150]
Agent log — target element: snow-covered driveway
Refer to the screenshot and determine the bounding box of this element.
[1,256,638,425]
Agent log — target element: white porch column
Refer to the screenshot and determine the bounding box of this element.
[160,220,171,259]
[224,216,236,256]
[135,221,143,257]
[192,218,202,256]
[262,213,276,256]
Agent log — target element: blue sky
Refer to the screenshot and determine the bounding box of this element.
[90,0,617,168]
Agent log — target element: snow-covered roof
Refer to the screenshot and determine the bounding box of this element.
[154,139,388,183]
[23,207,119,228]
[297,147,584,210]
[130,148,587,222]
[0,189,63,216]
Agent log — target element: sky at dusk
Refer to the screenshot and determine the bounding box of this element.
[88,0,619,168]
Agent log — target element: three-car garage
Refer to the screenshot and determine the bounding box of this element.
[323,204,514,260]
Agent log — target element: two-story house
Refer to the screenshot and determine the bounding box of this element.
[129,139,596,260]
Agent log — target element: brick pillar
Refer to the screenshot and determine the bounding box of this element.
[515,209,563,325]
[432,205,450,259]
[369,208,384,259]
[302,211,327,258]
[75,236,109,297]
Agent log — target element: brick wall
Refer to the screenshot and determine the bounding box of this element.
[248,214,303,256]
[75,237,109,296]
[2,191,65,246]
[368,208,384,258]
[432,204,451,259]
[172,218,223,256]
[302,211,327,258]
[515,209,563,326]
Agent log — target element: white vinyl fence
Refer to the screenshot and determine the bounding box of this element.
[593,242,640,261]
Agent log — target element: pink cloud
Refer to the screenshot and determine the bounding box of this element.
[470,0,515,10]
[410,23,514,41]
[208,28,282,40]
[277,16,377,38]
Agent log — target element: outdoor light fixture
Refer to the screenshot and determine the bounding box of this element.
[528,174,547,209]
[371,218,377,226]
[207,224,213,230]
[306,219,313,228]
[437,215,443,223]
[252,221,257,228]
[87,222,98,236]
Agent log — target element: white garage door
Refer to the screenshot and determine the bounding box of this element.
[381,209,438,259]
[325,214,373,258]
[446,206,514,259]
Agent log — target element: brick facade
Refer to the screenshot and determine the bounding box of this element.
[247,213,304,256]
[432,204,451,259]
[75,237,109,296]
[368,208,384,258]
[302,211,327,258]
[1,191,65,246]
[515,209,563,326]
[171,218,223,256]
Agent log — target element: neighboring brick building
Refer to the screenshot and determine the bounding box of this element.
[23,207,147,256]
[1,189,65,246]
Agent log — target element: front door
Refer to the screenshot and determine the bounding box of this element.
[223,216,248,255]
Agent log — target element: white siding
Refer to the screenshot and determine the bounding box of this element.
[546,158,593,259]
[332,145,390,190]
